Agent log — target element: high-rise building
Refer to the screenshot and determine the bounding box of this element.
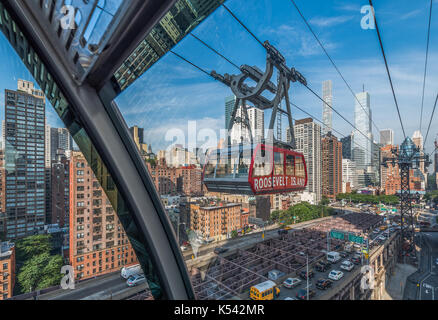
[51,156,69,227]
[129,125,149,155]
[322,80,333,135]
[69,151,138,280]
[50,127,73,161]
[352,92,373,170]
[371,142,382,186]
[435,152,438,174]
[412,130,424,150]
[340,135,352,160]
[322,132,343,198]
[247,107,265,143]
[380,145,399,195]
[229,105,251,145]
[0,241,15,300]
[225,96,264,144]
[225,95,236,130]
[45,125,51,168]
[4,80,46,240]
[380,129,394,146]
[342,159,357,193]
[412,131,426,189]
[290,118,322,203]
[115,0,224,90]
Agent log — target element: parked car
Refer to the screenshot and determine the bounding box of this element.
[283,278,301,289]
[340,251,349,258]
[299,269,315,280]
[316,279,333,290]
[328,270,344,281]
[315,262,330,272]
[350,256,361,265]
[340,260,354,272]
[296,289,316,300]
[268,269,285,281]
[214,247,228,254]
[278,229,288,236]
[284,297,299,300]
[126,274,146,287]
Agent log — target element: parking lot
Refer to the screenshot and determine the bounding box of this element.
[278,250,360,300]
[277,224,401,300]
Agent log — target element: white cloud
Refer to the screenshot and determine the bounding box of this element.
[400,9,422,20]
[309,15,355,27]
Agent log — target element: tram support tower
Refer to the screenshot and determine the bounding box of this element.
[211,40,307,150]
[382,137,430,251]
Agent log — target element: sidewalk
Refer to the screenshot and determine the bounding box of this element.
[382,263,417,300]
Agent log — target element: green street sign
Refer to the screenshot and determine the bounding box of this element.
[348,234,364,244]
[330,230,345,240]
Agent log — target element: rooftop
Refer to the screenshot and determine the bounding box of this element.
[0,241,14,258]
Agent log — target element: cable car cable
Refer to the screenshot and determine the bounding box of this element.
[369,0,406,139]
[221,3,265,48]
[419,0,433,136]
[423,92,438,147]
[187,29,378,152]
[289,0,381,135]
[290,102,371,155]
[189,33,240,70]
[219,4,379,151]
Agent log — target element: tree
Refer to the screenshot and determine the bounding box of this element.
[15,235,52,263]
[320,196,330,206]
[270,210,282,222]
[17,253,63,293]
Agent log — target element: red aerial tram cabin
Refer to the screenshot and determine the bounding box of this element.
[202,143,307,195]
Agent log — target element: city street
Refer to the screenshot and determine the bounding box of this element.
[404,231,438,300]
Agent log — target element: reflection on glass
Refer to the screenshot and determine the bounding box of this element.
[114,0,225,91]
[0,2,162,300]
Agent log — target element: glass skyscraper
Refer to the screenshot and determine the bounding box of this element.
[353,92,373,170]
[4,80,46,239]
[322,80,333,135]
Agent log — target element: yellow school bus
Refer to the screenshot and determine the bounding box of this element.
[250,280,280,300]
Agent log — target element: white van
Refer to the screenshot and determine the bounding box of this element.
[327,251,341,263]
[121,264,143,279]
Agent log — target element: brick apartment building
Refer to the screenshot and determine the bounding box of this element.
[69,151,138,280]
[0,242,15,300]
[322,132,343,198]
[0,148,5,238]
[146,160,203,196]
[381,145,424,195]
[190,203,244,241]
[51,156,70,227]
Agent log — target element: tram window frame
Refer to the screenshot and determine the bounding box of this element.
[215,162,234,178]
[204,155,217,178]
[253,148,273,177]
[274,152,284,176]
[295,156,306,178]
[285,154,295,176]
[236,151,251,178]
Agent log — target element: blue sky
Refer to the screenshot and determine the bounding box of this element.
[1,0,437,158]
[115,0,438,156]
